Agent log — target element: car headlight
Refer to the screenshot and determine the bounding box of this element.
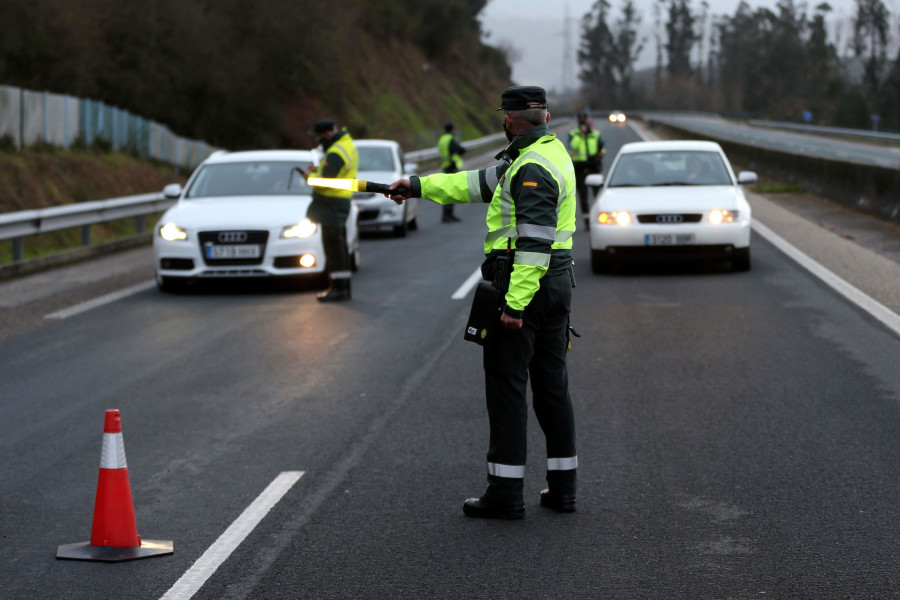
[617,114,626,122]
[281,219,318,238]
[597,211,631,226]
[708,209,738,225]
[159,222,188,241]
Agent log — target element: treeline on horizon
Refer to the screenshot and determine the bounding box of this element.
[578,0,900,132]
[0,0,512,151]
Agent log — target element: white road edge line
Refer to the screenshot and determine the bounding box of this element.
[159,471,304,600]
[752,220,900,336]
[452,267,483,300]
[44,280,156,320]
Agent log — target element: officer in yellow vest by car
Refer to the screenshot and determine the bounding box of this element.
[568,112,604,224]
[304,118,358,302]
[387,86,579,519]
[437,121,466,222]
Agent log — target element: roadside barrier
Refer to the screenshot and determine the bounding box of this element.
[57,409,173,562]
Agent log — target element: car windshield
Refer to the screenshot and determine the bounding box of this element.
[608,151,731,187]
[185,161,314,198]
[357,146,397,172]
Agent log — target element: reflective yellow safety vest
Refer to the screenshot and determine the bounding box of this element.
[568,128,601,162]
[438,133,463,170]
[413,126,576,316]
[311,130,358,198]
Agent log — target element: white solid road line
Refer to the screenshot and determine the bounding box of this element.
[44,280,156,320]
[452,267,483,300]
[159,471,305,600]
[752,220,900,337]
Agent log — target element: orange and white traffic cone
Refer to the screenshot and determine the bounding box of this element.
[57,409,173,562]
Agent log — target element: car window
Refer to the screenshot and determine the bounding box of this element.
[185,161,314,197]
[357,146,396,172]
[608,151,731,187]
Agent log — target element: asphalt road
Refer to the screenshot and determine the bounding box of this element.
[1,122,899,599]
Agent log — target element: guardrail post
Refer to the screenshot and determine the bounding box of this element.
[43,91,49,144]
[13,238,23,262]
[81,224,91,246]
[137,215,146,233]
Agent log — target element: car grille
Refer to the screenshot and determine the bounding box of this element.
[637,214,703,224]
[358,209,380,221]
[197,230,268,266]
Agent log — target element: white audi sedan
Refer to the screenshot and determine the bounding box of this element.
[352,139,419,236]
[588,140,756,273]
[153,149,359,292]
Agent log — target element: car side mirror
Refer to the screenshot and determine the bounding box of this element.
[737,171,758,185]
[404,162,418,174]
[585,173,604,187]
[163,183,183,199]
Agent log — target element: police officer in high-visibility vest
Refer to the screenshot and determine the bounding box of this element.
[568,112,604,223]
[304,118,358,302]
[437,121,466,223]
[387,86,578,519]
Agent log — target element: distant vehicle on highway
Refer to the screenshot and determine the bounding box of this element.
[152,149,359,292]
[353,139,419,237]
[608,111,627,125]
[587,140,757,273]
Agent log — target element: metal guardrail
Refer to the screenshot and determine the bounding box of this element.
[0,193,173,262]
[748,119,900,143]
[0,131,509,271]
[404,131,508,164]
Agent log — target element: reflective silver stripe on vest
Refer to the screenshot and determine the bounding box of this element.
[486,227,573,244]
[518,223,556,241]
[487,462,526,478]
[332,144,353,170]
[100,432,127,470]
[547,456,577,471]
[485,226,517,243]
[556,229,574,243]
[514,251,550,268]
[484,165,501,195]
[466,170,482,202]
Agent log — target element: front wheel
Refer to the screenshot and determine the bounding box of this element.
[393,205,408,237]
[156,274,186,293]
[591,250,613,274]
[732,247,751,272]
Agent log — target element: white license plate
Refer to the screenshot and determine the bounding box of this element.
[205,244,260,259]
[645,234,695,246]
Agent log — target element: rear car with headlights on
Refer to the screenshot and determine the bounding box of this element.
[608,111,627,125]
[352,139,419,237]
[153,149,359,292]
[587,140,757,273]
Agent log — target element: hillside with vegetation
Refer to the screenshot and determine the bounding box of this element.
[0,0,511,153]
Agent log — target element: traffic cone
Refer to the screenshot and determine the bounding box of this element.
[57,409,173,562]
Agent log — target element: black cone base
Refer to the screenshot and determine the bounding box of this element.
[56,539,173,562]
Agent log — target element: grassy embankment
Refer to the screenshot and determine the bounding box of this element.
[0,145,186,264]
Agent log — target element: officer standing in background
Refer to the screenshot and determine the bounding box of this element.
[437,121,466,223]
[304,118,358,302]
[387,86,578,519]
[568,112,604,224]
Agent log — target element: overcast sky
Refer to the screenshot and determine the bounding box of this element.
[480,0,894,90]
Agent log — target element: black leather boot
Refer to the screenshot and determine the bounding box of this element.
[539,489,576,513]
[316,278,351,302]
[462,496,525,520]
